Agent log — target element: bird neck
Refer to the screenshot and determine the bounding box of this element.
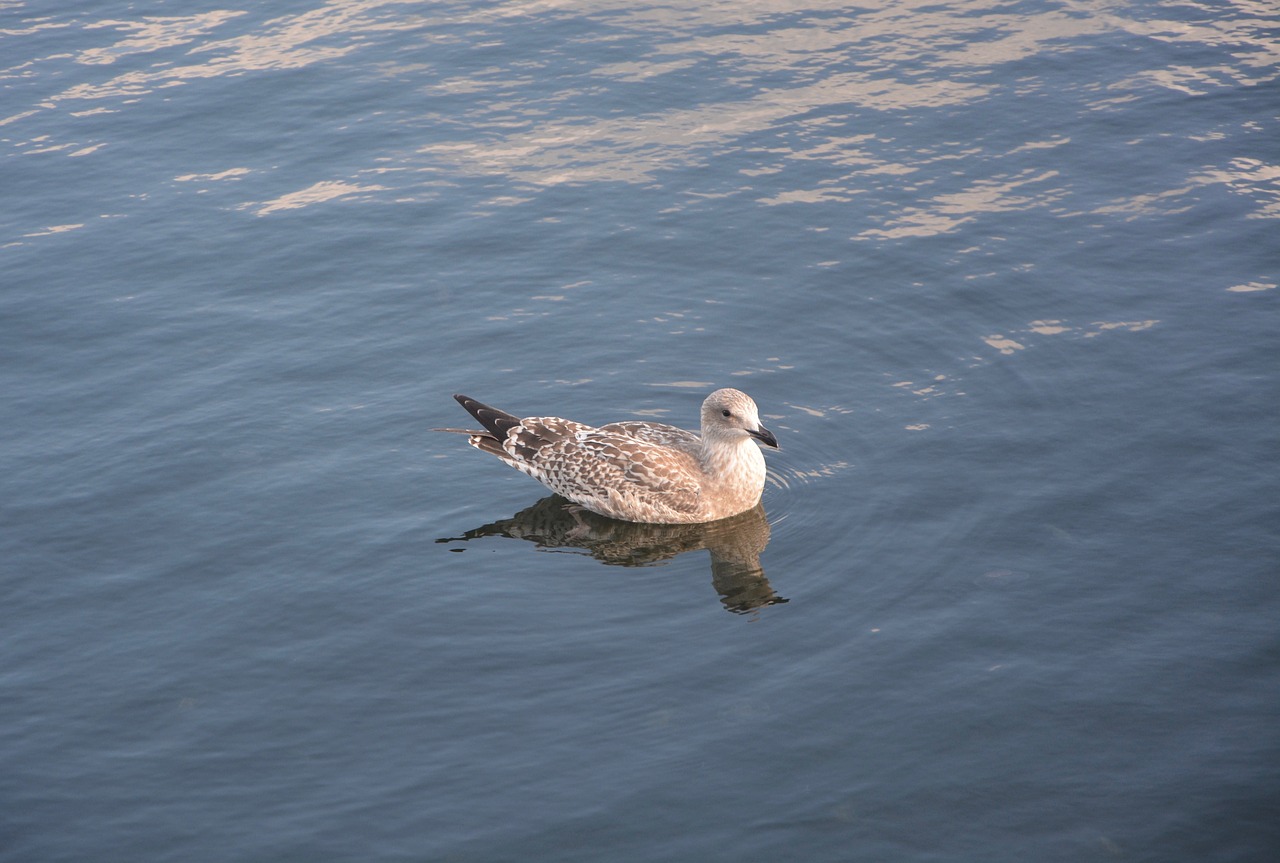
[698,434,765,483]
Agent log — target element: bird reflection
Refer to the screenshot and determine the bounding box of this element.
[438,496,786,614]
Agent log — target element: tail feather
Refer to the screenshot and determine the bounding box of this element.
[453,394,522,441]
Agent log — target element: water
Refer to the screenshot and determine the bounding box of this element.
[3,1,1277,860]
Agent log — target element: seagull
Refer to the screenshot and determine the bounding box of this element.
[443,388,778,524]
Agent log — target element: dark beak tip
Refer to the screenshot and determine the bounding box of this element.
[752,427,780,449]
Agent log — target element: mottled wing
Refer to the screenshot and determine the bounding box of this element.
[598,421,700,449]
[499,418,703,517]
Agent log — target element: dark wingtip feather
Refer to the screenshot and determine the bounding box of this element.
[453,394,522,440]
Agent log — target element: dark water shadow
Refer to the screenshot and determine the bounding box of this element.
[438,496,787,614]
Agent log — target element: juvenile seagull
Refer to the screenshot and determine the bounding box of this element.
[446,388,778,524]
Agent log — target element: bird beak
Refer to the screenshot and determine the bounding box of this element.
[748,425,779,449]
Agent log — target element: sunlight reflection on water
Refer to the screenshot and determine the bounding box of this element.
[6,0,1276,236]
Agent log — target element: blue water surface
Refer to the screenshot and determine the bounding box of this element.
[2,1,1277,861]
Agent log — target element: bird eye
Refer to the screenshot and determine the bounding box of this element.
[721,409,732,417]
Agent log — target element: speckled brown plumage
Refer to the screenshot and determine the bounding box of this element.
[447,389,778,524]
